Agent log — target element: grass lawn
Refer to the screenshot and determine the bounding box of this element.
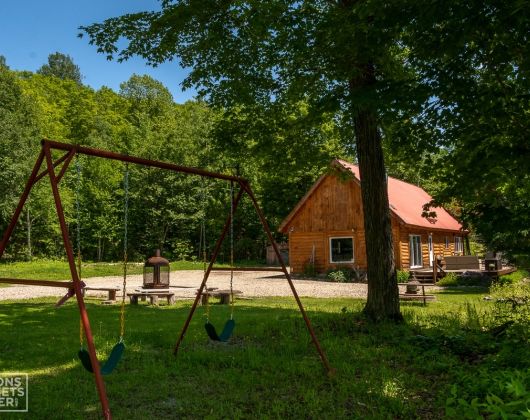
[0,259,265,282]
[1,289,528,419]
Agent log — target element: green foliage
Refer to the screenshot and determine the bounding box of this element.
[171,240,193,261]
[37,52,83,84]
[326,267,355,283]
[396,270,410,283]
[446,369,530,419]
[437,273,459,287]
[498,269,530,285]
[386,1,530,257]
[302,261,317,278]
[490,280,530,328]
[2,65,259,263]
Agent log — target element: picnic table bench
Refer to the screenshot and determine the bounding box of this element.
[397,283,436,306]
[82,286,121,302]
[197,288,243,305]
[127,290,176,306]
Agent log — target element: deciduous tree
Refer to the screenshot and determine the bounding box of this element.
[37,52,83,85]
[81,0,419,321]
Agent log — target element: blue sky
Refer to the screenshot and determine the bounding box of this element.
[0,0,195,103]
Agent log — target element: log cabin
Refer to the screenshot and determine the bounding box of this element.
[278,159,467,274]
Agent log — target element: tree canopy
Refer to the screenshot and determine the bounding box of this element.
[37,52,83,85]
[0,57,347,264]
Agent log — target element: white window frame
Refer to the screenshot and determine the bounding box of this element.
[445,236,450,249]
[329,236,354,264]
[409,234,423,268]
[428,234,434,267]
[454,236,463,254]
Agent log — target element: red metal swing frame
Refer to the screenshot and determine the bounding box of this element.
[0,139,333,419]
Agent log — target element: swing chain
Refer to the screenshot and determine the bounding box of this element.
[120,163,129,341]
[229,180,234,319]
[201,179,211,323]
[75,155,82,279]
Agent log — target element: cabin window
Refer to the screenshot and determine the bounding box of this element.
[409,235,423,268]
[329,237,354,263]
[445,236,450,249]
[454,236,463,254]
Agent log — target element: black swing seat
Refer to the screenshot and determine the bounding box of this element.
[78,341,125,375]
[205,319,235,342]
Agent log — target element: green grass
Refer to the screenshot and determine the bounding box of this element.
[0,289,528,419]
[437,268,530,287]
[0,259,265,281]
[0,260,143,281]
[500,268,529,284]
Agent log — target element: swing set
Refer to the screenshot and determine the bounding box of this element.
[0,139,333,419]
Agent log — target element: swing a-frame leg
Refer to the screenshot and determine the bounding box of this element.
[42,144,112,419]
[0,143,111,419]
[173,180,334,376]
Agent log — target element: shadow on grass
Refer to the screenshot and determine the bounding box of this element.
[436,287,489,295]
[1,295,518,419]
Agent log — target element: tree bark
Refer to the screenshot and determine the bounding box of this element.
[464,234,471,256]
[97,236,102,262]
[351,65,402,322]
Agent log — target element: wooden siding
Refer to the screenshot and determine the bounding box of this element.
[398,227,463,269]
[284,174,364,233]
[288,232,326,273]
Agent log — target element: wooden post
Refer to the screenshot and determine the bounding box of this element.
[433,254,437,283]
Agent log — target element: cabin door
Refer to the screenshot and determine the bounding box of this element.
[428,234,434,267]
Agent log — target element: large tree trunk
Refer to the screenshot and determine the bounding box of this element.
[351,65,402,322]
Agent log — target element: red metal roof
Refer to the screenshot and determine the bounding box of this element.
[335,159,463,231]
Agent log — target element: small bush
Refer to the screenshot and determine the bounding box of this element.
[437,272,493,287]
[497,269,530,285]
[490,280,530,327]
[171,240,193,260]
[437,272,459,286]
[397,270,410,283]
[302,262,317,277]
[326,267,355,282]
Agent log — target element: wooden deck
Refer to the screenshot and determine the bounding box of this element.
[412,266,517,282]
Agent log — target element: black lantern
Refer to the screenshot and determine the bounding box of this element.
[143,249,170,289]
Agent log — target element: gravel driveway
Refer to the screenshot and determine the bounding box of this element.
[0,270,370,301]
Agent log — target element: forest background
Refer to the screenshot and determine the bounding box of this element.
[0,52,528,265]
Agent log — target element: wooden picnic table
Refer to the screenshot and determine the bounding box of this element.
[197,289,243,305]
[82,286,121,301]
[127,291,176,306]
[397,283,436,306]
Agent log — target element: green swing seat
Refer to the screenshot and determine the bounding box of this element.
[205,319,235,342]
[78,341,125,375]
